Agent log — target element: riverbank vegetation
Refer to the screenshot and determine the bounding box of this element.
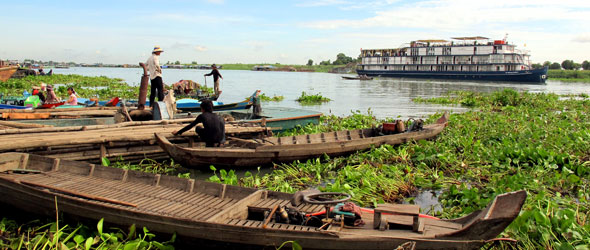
[548,69,590,82]
[211,89,590,249]
[295,91,332,104]
[221,63,341,73]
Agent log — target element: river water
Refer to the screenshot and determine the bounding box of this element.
[52,67,590,119]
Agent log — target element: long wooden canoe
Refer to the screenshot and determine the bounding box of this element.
[0,66,18,82]
[0,152,526,250]
[156,112,449,169]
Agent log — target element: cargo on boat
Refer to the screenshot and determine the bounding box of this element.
[0,152,527,250]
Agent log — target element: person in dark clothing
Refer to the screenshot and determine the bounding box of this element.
[204,64,223,96]
[172,100,225,147]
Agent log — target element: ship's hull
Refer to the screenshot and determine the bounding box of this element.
[357,67,548,83]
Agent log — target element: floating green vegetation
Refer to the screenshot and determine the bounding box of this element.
[210,89,590,249]
[295,91,331,105]
[244,93,285,102]
[0,213,175,250]
[260,93,284,102]
[0,74,138,100]
[102,157,190,179]
[548,69,590,82]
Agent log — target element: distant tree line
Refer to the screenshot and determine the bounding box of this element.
[532,60,590,70]
[308,53,360,66]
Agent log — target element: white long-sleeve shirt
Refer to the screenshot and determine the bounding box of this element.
[146,54,162,80]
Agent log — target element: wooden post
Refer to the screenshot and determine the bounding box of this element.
[100,144,107,159]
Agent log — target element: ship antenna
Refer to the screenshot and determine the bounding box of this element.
[503,33,509,42]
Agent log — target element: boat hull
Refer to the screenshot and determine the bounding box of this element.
[356,67,548,83]
[0,66,18,82]
[0,152,527,250]
[176,99,252,112]
[156,113,448,169]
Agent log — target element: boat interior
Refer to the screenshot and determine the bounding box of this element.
[0,152,524,241]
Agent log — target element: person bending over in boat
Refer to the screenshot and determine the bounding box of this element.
[172,100,225,147]
[65,87,78,105]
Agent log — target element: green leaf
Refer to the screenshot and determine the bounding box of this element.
[127,224,136,240]
[97,218,104,235]
[101,157,110,167]
[123,242,140,250]
[209,165,216,171]
[291,241,302,250]
[74,235,85,244]
[84,237,93,250]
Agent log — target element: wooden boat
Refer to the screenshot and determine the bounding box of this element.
[342,75,373,80]
[0,152,527,250]
[0,104,29,110]
[39,101,66,109]
[176,98,252,112]
[0,66,18,82]
[222,106,322,132]
[156,113,449,169]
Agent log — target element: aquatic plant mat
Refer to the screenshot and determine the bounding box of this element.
[211,89,590,249]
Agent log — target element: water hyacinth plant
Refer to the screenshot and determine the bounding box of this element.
[210,89,590,249]
[295,91,331,105]
[0,74,138,100]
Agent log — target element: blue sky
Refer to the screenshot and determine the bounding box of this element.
[2,0,589,65]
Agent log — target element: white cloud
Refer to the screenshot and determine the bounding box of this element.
[300,0,590,30]
[573,34,590,43]
[194,45,208,51]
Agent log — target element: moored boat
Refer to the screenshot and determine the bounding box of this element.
[357,36,548,83]
[176,98,252,112]
[156,112,448,169]
[0,66,18,82]
[0,152,527,250]
[221,106,322,131]
[342,75,373,80]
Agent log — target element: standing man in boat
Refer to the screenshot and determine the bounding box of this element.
[204,64,223,97]
[172,100,225,147]
[146,46,165,107]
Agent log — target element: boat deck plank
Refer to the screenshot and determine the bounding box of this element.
[10,171,231,221]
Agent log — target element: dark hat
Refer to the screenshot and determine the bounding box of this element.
[211,64,217,68]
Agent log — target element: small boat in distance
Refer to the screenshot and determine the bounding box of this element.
[342,75,373,80]
[156,112,449,169]
[0,152,527,250]
[357,36,548,83]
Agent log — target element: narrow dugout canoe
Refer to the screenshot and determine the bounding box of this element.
[156,112,449,169]
[0,152,526,250]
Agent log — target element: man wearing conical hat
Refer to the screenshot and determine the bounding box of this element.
[146,46,165,107]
